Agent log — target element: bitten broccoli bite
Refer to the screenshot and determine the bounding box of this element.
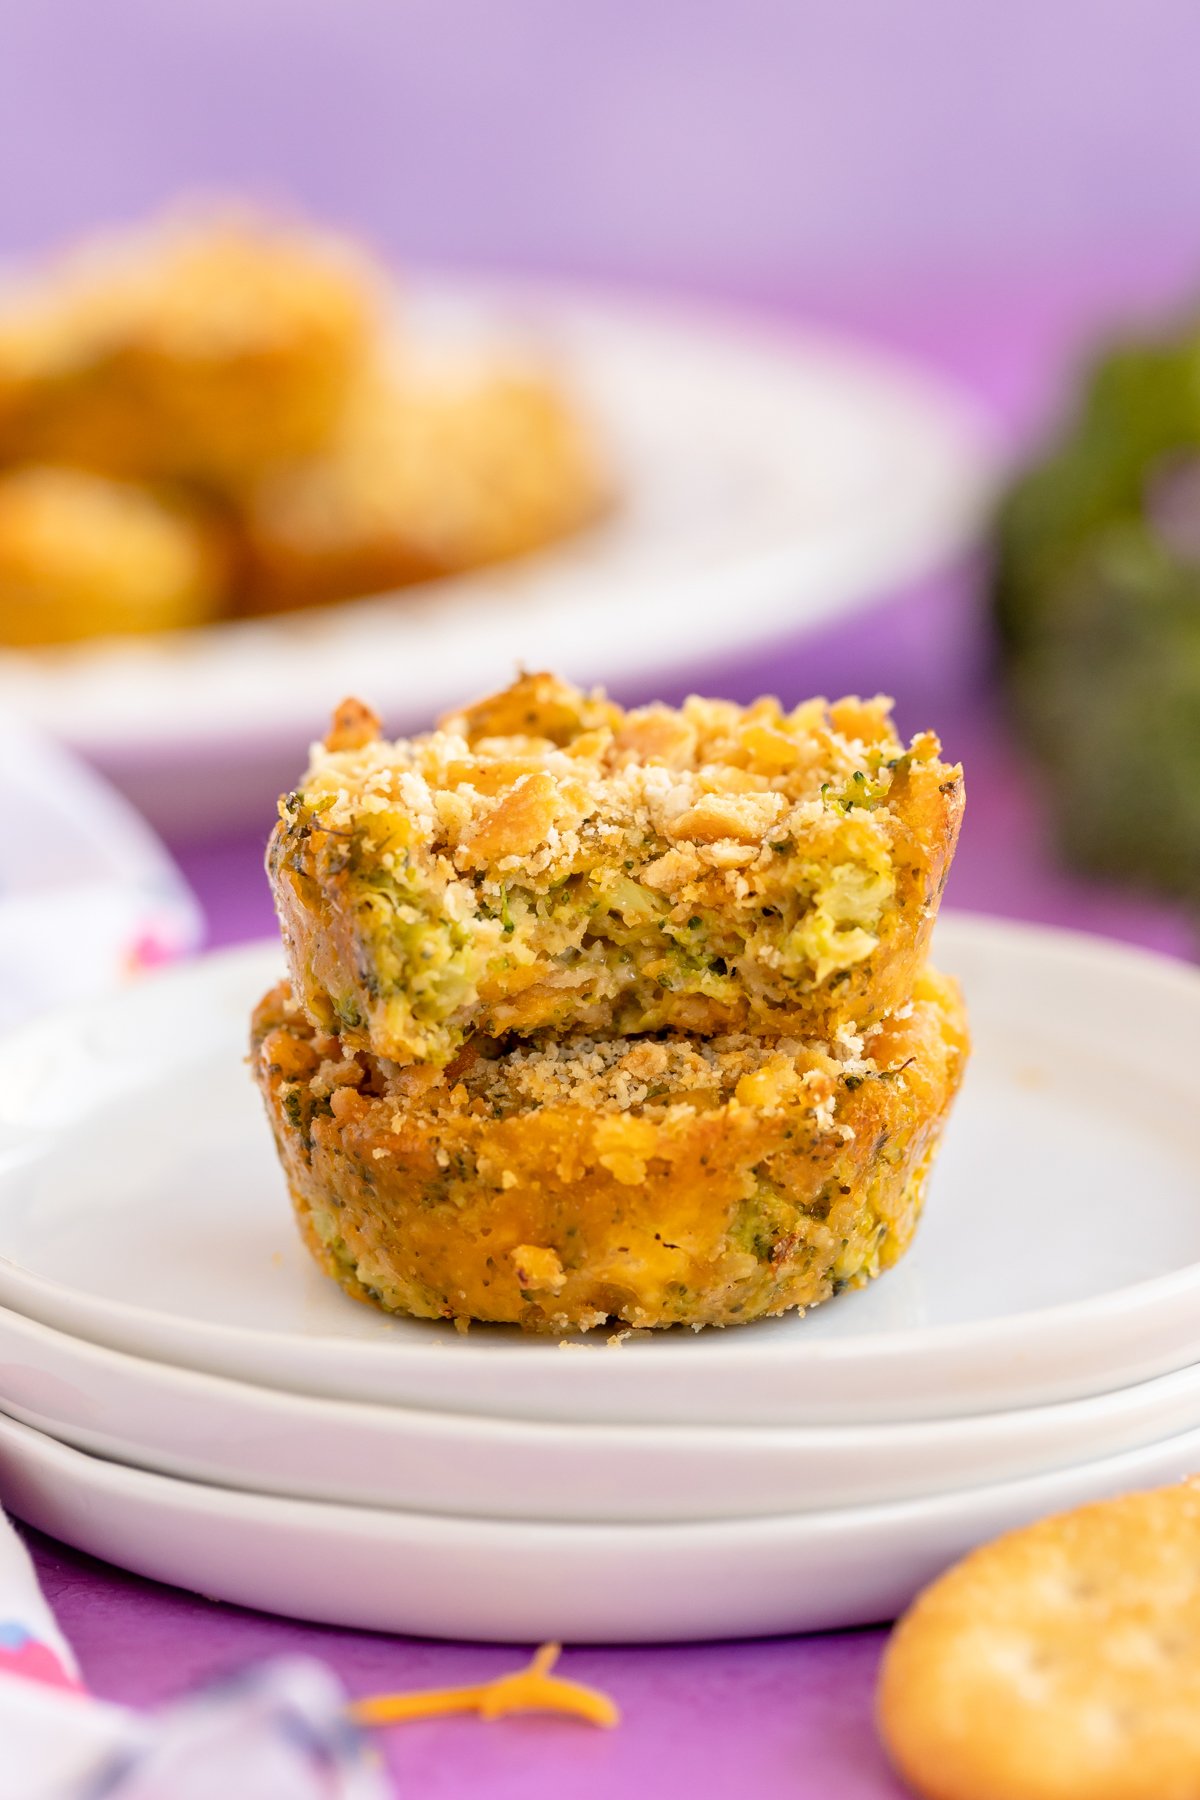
[268,673,963,1067]
[251,965,968,1333]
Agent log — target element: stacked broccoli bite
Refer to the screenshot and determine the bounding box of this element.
[253,673,968,1332]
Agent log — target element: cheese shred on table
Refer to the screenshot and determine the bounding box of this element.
[349,1642,620,1728]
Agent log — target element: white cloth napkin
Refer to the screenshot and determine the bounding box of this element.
[0,715,202,1037]
[0,1511,388,1800]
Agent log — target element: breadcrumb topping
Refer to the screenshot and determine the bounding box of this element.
[453,1024,872,1119]
[302,671,914,881]
[269,672,963,1064]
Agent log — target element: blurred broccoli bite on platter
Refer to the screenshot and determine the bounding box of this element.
[0,205,609,646]
[0,465,228,646]
[0,209,378,489]
[244,370,608,611]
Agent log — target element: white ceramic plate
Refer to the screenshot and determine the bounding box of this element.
[0,277,993,830]
[10,1302,1200,1522]
[4,1408,1200,1642]
[0,914,1197,1427]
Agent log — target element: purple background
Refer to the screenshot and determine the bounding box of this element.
[5,5,1200,1795]
[3,0,1200,289]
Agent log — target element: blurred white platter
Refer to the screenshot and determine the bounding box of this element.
[0,277,994,830]
[9,1302,1200,1522]
[0,915,1197,1425]
[4,1407,1200,1642]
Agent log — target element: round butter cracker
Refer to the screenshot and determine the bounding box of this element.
[878,1479,1200,1800]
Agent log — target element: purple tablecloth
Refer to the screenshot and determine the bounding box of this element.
[16,270,1199,1797]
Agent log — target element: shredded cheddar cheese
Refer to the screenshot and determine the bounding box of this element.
[349,1643,619,1729]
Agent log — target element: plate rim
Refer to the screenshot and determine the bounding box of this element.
[5,1283,1200,1449]
[9,1294,1200,1525]
[8,1401,1200,1640]
[3,1396,1200,1546]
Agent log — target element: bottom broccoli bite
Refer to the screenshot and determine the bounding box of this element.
[251,967,968,1334]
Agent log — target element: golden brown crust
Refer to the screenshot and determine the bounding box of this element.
[0,208,378,491]
[250,964,968,1333]
[241,368,610,612]
[324,695,383,754]
[0,465,229,646]
[878,1480,1200,1800]
[268,672,964,1066]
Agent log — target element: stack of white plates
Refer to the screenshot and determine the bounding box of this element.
[0,914,1198,1643]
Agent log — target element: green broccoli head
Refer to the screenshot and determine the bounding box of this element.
[993,318,1200,901]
